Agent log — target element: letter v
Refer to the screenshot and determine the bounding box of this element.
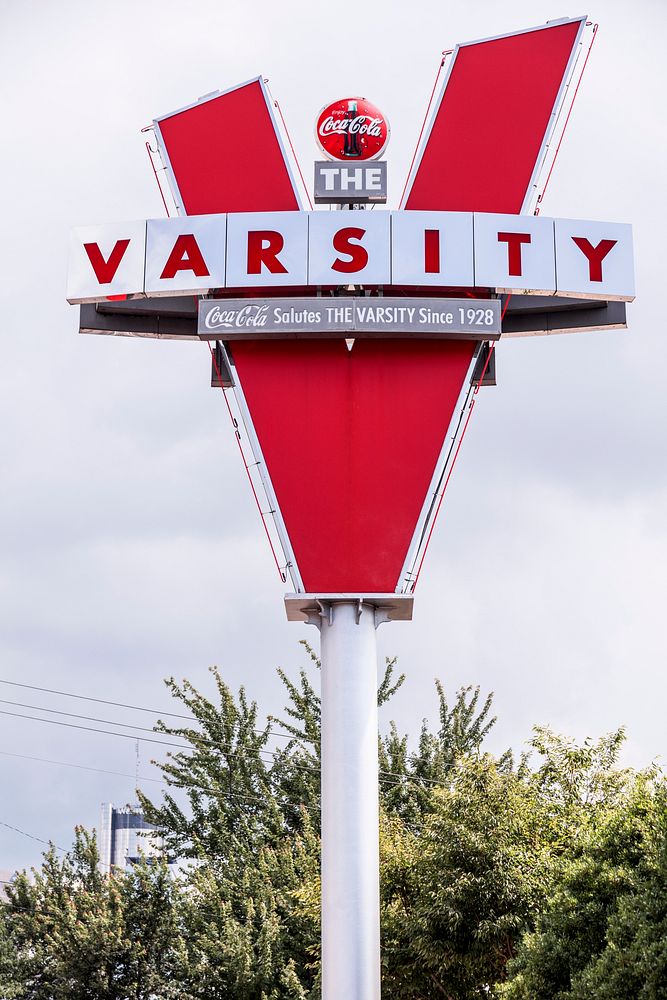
[83,239,131,283]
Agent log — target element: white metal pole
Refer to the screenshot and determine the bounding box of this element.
[319,599,381,1000]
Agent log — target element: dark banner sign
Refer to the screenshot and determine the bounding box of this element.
[197,296,502,340]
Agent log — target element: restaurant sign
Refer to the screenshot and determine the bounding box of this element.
[197,296,501,340]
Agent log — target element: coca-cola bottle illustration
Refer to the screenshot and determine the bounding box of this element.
[343,99,362,157]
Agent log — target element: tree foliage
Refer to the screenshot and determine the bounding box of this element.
[1,828,177,1000]
[380,757,553,998]
[499,774,667,999]
[2,646,665,999]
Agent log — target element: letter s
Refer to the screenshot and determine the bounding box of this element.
[332,227,368,273]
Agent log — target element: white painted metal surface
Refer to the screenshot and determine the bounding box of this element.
[473,212,557,294]
[285,593,413,622]
[67,220,146,304]
[145,214,226,296]
[554,218,635,301]
[308,210,391,286]
[318,599,382,1000]
[225,210,309,286]
[67,210,636,304]
[391,210,474,286]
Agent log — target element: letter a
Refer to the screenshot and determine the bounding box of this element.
[160,234,210,279]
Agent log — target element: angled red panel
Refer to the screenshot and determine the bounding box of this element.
[155,41,583,592]
[231,338,475,593]
[153,77,302,215]
[404,17,586,214]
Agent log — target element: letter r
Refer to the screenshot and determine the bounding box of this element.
[247,231,288,274]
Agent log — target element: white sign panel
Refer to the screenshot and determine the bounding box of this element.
[554,219,635,301]
[67,211,635,304]
[145,215,226,296]
[474,213,556,294]
[67,221,146,304]
[308,212,391,285]
[391,211,474,286]
[225,211,308,287]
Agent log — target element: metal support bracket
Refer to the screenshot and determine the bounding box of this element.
[285,593,414,629]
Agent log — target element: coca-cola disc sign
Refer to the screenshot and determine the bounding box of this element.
[316,97,390,161]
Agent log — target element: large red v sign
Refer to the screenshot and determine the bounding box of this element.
[151,17,589,597]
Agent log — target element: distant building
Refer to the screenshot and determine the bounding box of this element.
[98,803,162,872]
[0,868,15,903]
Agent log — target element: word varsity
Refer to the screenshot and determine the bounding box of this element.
[67,210,634,304]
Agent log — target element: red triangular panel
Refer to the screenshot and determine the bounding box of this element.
[231,338,475,593]
[404,17,585,213]
[154,78,302,215]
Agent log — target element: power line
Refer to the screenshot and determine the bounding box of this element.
[0,679,194,721]
[0,819,67,855]
[0,708,195,751]
[0,728,438,811]
[0,697,306,763]
[0,751,321,818]
[0,706,451,792]
[0,749,319,809]
[0,707,324,780]
[0,749,165,785]
[0,764,323,904]
[0,707,340,791]
[0,698,196,738]
[0,677,314,745]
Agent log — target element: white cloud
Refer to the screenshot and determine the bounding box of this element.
[1,0,665,869]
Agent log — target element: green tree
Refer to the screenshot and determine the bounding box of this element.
[2,827,178,1000]
[0,903,22,999]
[139,649,521,999]
[379,755,552,999]
[379,679,502,824]
[5,648,661,1000]
[499,773,667,999]
[134,647,508,997]
[572,808,667,999]
[173,821,320,1000]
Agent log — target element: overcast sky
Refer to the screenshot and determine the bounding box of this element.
[1,0,665,872]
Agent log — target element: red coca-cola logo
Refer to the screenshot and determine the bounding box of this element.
[315,97,390,161]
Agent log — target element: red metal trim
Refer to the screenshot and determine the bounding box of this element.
[208,343,287,583]
[399,52,450,210]
[272,95,314,210]
[144,140,171,218]
[409,294,511,591]
[535,23,599,215]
